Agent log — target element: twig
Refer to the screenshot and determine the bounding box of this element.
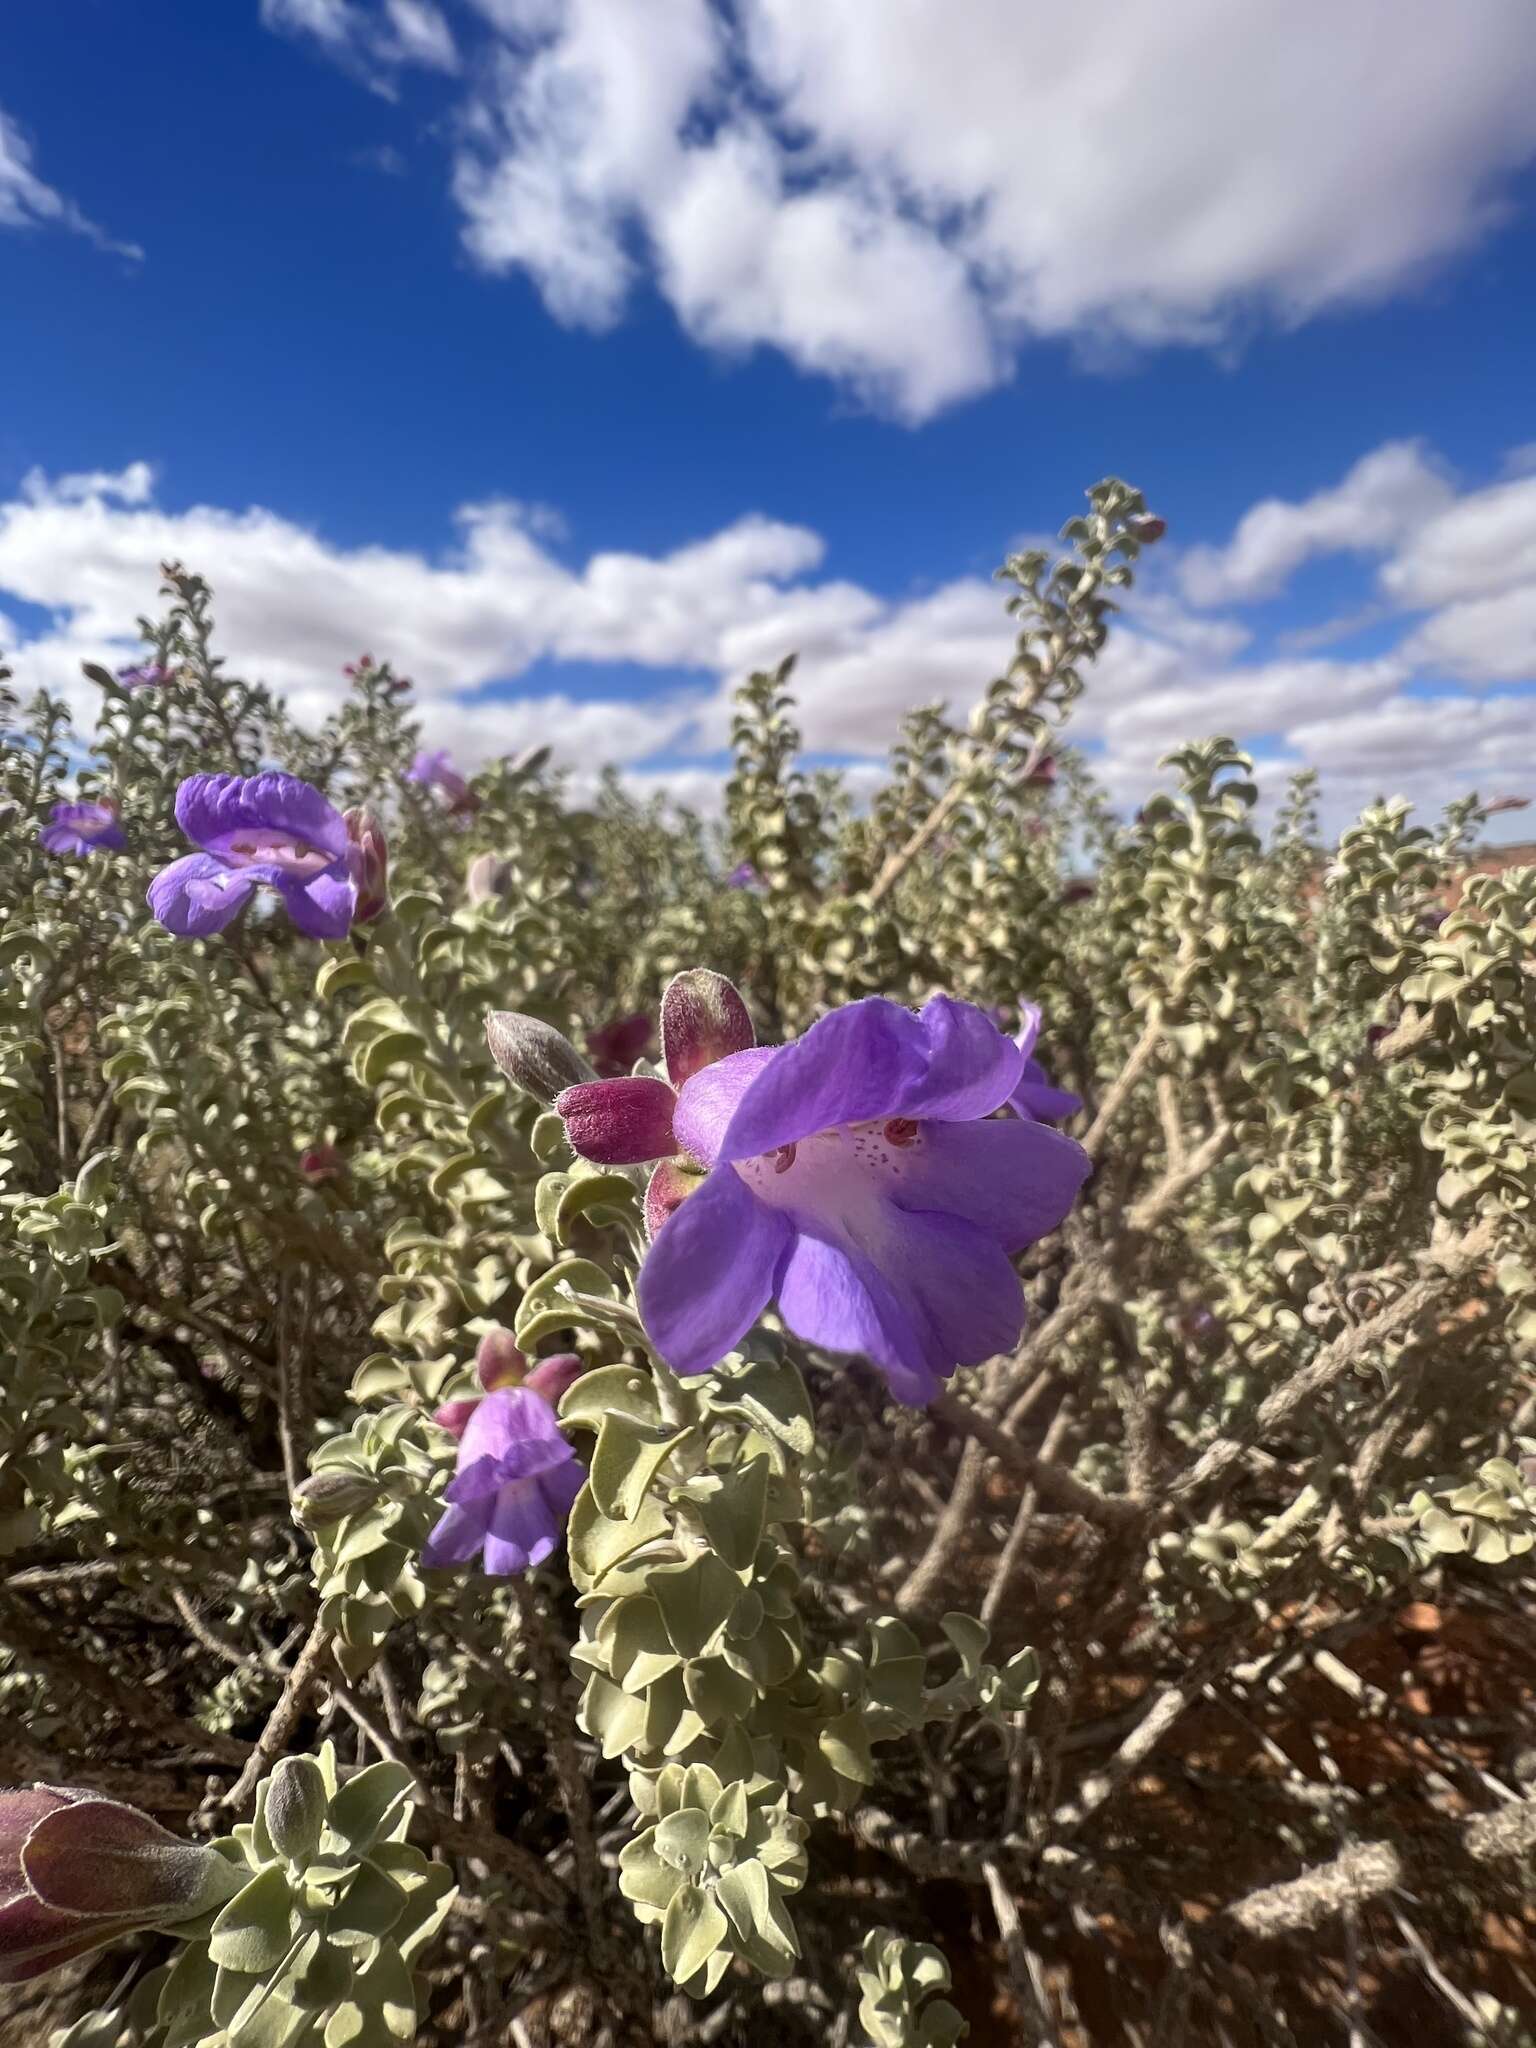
[930,1392,1136,1526]
[221,1620,334,1810]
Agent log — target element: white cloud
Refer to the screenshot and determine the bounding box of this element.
[0,108,141,261]
[436,0,1536,419]
[1179,443,1454,606]
[260,0,457,86]
[0,461,1527,836]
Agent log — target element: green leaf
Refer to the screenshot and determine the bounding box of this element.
[652,1553,743,1660]
[691,1453,770,1569]
[560,1363,661,1432]
[207,1865,296,1975]
[590,1412,686,1522]
[327,1761,414,1854]
[715,1857,797,1975]
[654,1808,710,1875]
[661,1881,728,1984]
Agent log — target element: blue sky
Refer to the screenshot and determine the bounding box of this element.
[2,0,1534,830]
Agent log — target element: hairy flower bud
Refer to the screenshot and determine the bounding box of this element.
[343,804,389,924]
[1131,515,1167,543]
[299,1142,344,1184]
[486,1010,596,1106]
[263,1757,327,1864]
[291,1468,382,1528]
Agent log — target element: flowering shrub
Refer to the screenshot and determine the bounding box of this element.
[0,497,1532,2046]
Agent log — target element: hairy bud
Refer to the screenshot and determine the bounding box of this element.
[263,1757,327,1864]
[343,804,389,924]
[486,1010,596,1106]
[292,1468,382,1528]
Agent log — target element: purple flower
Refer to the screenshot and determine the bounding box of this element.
[1010,1003,1083,1124]
[116,663,169,691]
[147,773,355,939]
[727,861,765,891]
[433,1336,582,1440]
[559,976,1089,1407]
[407,749,480,817]
[421,1387,583,1577]
[38,801,126,858]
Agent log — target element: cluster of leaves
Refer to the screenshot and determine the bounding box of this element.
[0,489,1531,2048]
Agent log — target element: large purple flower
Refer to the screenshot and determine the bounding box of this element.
[147,773,355,939]
[421,1387,583,1577]
[116,663,170,691]
[557,976,1090,1407]
[38,801,126,858]
[1011,1002,1082,1124]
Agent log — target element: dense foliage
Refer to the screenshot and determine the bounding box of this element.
[1,482,1532,2047]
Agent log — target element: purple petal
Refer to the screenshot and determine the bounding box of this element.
[775,1235,932,1396]
[1012,1066,1084,1124]
[483,1476,560,1575]
[839,1207,1025,1404]
[892,1118,1090,1252]
[714,999,1021,1165]
[38,825,90,856]
[445,1386,571,1502]
[175,773,348,863]
[661,971,755,1088]
[147,854,258,937]
[276,869,355,939]
[638,1165,792,1376]
[1014,1002,1042,1062]
[557,1077,678,1166]
[671,1047,777,1167]
[421,1494,496,1568]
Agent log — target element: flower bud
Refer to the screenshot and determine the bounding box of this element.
[343,804,389,924]
[485,1011,596,1106]
[510,743,551,780]
[523,1353,583,1406]
[263,1756,327,1864]
[1131,515,1166,543]
[659,970,754,1087]
[584,1011,654,1075]
[291,1467,382,1528]
[475,1327,526,1393]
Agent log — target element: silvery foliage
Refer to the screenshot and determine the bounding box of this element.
[0,492,1531,2046]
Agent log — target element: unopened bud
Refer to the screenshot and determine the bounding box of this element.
[1131,516,1166,544]
[486,1010,596,1106]
[263,1756,327,1864]
[432,1396,479,1439]
[292,1468,381,1528]
[511,744,551,780]
[343,805,389,924]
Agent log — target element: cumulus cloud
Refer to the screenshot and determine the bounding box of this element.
[434,0,1536,419]
[0,107,142,261]
[1179,443,1455,606]
[0,459,1527,833]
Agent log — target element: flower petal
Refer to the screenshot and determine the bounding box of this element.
[557,1077,678,1165]
[843,1207,1026,1404]
[671,1047,777,1167]
[147,854,257,937]
[661,970,755,1088]
[421,1494,496,1568]
[174,772,348,861]
[891,1117,1091,1252]
[775,1234,937,1398]
[1014,1001,1042,1062]
[638,1165,792,1377]
[482,1472,568,1575]
[714,998,1021,1165]
[277,868,355,939]
[1012,1067,1084,1124]
[446,1387,570,1502]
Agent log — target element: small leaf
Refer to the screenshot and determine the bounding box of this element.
[207,1865,296,1974]
[661,1881,728,1984]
